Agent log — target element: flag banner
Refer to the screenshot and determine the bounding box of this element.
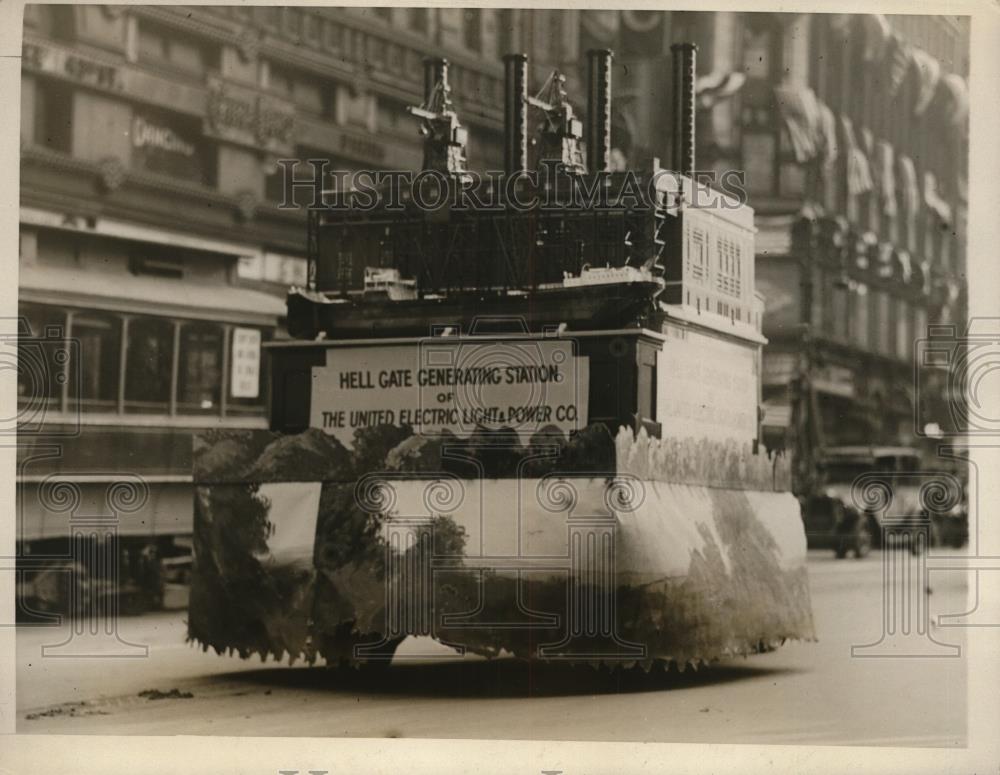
[840,116,874,197]
[862,14,891,62]
[817,101,838,170]
[875,140,898,218]
[911,48,942,116]
[885,33,912,96]
[939,73,969,127]
[774,84,820,163]
[923,172,952,226]
[697,71,746,110]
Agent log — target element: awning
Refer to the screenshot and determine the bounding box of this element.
[19,262,286,326]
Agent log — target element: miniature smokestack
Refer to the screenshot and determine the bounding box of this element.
[670,43,697,178]
[586,49,613,174]
[503,53,529,175]
[424,57,448,105]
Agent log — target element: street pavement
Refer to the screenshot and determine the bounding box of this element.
[14,549,969,745]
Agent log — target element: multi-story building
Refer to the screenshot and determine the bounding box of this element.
[15,5,522,609]
[567,10,968,491]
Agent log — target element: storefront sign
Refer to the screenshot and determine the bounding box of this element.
[22,40,123,92]
[132,116,195,156]
[310,340,588,445]
[205,77,295,156]
[231,328,262,399]
[131,112,204,182]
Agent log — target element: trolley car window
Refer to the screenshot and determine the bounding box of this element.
[68,312,122,411]
[177,323,223,414]
[17,304,67,406]
[125,317,174,413]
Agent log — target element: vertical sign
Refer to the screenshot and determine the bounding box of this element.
[231,328,261,399]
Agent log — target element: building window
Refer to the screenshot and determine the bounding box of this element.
[267,64,330,116]
[68,312,122,411]
[33,79,73,153]
[715,235,742,298]
[17,304,67,409]
[410,8,429,34]
[740,14,784,198]
[177,323,223,414]
[124,317,174,413]
[464,9,482,52]
[137,20,218,75]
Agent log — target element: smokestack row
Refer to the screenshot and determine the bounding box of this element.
[670,43,697,179]
[503,54,529,175]
[499,46,697,178]
[586,49,613,174]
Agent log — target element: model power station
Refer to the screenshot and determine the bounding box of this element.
[188,45,815,669]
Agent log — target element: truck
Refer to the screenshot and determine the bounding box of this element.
[188,45,815,669]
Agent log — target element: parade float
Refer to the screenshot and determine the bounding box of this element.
[188,45,814,669]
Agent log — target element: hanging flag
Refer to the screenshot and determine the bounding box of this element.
[862,15,892,62]
[773,84,820,163]
[817,101,838,170]
[697,71,746,110]
[897,155,920,216]
[911,48,942,115]
[875,140,897,218]
[885,34,912,97]
[840,116,873,197]
[923,172,952,226]
[938,73,969,127]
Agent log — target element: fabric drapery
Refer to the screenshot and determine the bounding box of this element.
[696,71,747,110]
[911,48,942,116]
[839,116,874,196]
[923,172,952,226]
[897,155,920,217]
[885,34,912,97]
[817,102,838,170]
[862,14,892,62]
[875,141,897,218]
[938,73,969,127]
[774,84,820,163]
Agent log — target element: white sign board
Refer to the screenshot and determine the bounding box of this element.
[310,339,589,446]
[230,327,261,399]
[657,322,759,443]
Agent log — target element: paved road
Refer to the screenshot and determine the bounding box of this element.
[15,550,969,745]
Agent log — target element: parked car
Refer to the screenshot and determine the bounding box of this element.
[803,446,929,558]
